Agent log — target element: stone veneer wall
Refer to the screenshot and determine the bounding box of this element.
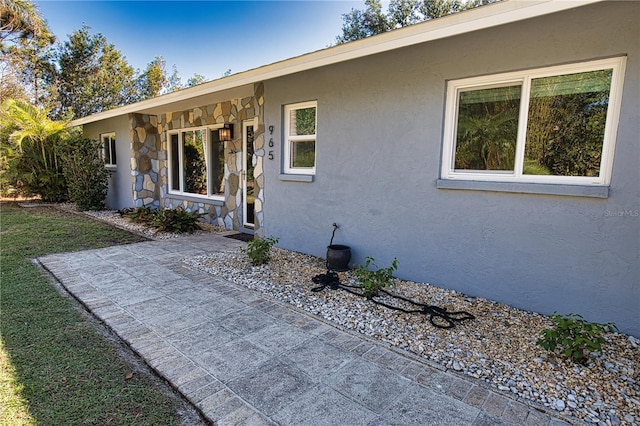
[253,82,265,237]
[129,83,265,234]
[129,114,161,208]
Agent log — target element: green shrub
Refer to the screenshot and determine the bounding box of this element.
[149,207,203,233]
[536,312,617,364]
[2,137,68,202]
[124,206,156,224]
[59,135,109,210]
[241,236,279,266]
[123,206,203,234]
[354,256,398,299]
[0,99,70,201]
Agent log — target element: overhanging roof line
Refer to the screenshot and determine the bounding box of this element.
[70,0,603,127]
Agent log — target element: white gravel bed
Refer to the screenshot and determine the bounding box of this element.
[56,204,226,239]
[185,248,640,425]
[54,203,639,424]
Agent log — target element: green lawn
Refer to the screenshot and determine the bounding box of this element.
[0,202,202,425]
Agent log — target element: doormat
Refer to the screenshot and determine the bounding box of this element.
[224,233,254,242]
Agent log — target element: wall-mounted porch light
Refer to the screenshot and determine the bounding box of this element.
[218,124,234,142]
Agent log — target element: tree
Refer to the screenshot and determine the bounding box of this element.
[1,0,55,104]
[0,0,52,46]
[336,0,390,44]
[4,2,212,116]
[185,73,206,88]
[0,98,70,200]
[8,40,55,104]
[136,55,168,99]
[52,25,138,119]
[136,56,198,98]
[419,0,466,20]
[388,0,422,28]
[0,64,26,100]
[336,0,499,43]
[166,64,182,92]
[1,98,68,155]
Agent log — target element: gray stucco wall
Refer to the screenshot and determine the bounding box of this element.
[84,115,134,210]
[262,2,640,335]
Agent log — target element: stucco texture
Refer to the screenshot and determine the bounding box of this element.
[262,2,640,335]
[84,115,133,210]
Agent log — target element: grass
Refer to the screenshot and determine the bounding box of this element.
[0,202,201,425]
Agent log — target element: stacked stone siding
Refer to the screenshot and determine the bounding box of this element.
[129,114,161,208]
[253,82,265,236]
[128,83,265,233]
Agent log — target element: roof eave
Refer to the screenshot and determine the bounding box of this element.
[70,0,602,127]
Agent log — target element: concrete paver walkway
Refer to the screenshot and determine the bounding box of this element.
[39,235,571,426]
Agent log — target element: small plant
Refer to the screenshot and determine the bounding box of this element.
[124,206,156,223]
[242,236,279,266]
[536,312,617,364]
[354,256,398,299]
[123,206,203,233]
[149,207,203,233]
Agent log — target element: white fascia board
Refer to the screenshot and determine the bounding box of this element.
[70,0,602,127]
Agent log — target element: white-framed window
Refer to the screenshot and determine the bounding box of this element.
[441,57,626,186]
[168,126,225,198]
[101,132,116,168]
[284,101,317,175]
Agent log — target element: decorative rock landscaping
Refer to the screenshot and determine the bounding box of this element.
[66,206,225,240]
[57,204,639,425]
[185,248,640,426]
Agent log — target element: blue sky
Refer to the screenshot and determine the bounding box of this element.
[35,0,363,82]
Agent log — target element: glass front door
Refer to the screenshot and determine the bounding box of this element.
[242,120,255,229]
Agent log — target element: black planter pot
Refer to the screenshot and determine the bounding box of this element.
[326,244,351,271]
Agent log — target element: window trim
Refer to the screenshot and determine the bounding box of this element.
[167,124,225,200]
[101,132,117,169]
[441,57,626,187]
[283,100,317,175]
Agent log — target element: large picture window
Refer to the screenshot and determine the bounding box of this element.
[168,127,225,198]
[284,101,317,175]
[101,132,116,168]
[441,57,626,186]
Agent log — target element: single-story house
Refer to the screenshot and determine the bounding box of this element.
[71,0,639,336]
